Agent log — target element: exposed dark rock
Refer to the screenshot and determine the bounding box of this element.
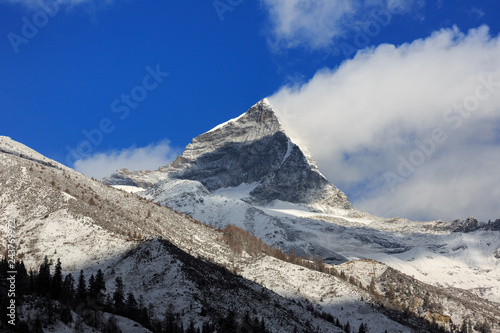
[451,217,480,233]
[485,219,500,231]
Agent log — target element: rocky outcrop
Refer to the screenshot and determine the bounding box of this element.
[450,217,480,233]
[102,168,164,188]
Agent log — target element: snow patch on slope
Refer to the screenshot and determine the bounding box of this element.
[260,200,317,218]
[212,181,260,200]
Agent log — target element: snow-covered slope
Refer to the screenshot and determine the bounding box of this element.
[242,256,412,333]
[1,136,427,332]
[149,176,500,304]
[310,214,500,304]
[339,259,500,331]
[104,99,500,310]
[144,178,348,262]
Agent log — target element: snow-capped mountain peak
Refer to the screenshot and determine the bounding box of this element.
[194,98,284,145]
[105,98,353,211]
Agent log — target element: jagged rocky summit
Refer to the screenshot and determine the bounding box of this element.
[104,98,352,212]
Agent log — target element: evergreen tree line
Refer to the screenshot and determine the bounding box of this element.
[0,256,274,333]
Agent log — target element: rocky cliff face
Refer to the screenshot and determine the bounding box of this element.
[105,98,352,211]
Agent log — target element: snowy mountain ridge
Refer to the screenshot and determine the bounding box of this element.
[104,99,500,307]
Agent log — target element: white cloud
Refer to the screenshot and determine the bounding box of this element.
[260,0,425,50]
[269,26,500,221]
[74,140,180,180]
[260,0,355,50]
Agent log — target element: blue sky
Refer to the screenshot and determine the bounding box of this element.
[1,0,500,221]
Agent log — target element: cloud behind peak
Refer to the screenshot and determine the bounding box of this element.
[269,25,500,221]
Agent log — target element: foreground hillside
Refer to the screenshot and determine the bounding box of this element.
[0,136,403,332]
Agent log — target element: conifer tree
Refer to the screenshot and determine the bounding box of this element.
[113,276,125,310]
[28,268,35,294]
[95,269,106,303]
[37,255,51,296]
[62,273,75,303]
[344,321,351,333]
[126,292,138,309]
[125,292,138,320]
[50,258,62,300]
[76,270,87,302]
[15,260,29,297]
[88,274,97,299]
